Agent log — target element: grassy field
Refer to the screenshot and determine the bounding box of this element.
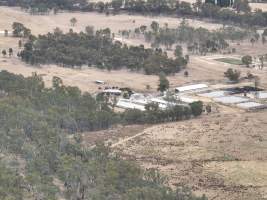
[215,58,243,65]
[112,109,267,200]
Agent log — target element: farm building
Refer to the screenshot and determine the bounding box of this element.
[116,99,146,111]
[236,102,266,110]
[95,80,105,84]
[103,89,122,95]
[175,84,208,93]
[150,98,177,110]
[130,93,149,103]
[199,91,226,98]
[116,95,187,111]
[254,92,267,99]
[178,96,199,103]
[214,96,249,104]
[206,0,234,7]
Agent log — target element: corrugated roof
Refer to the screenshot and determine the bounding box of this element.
[103,89,122,94]
[236,102,265,109]
[179,96,198,103]
[117,99,146,111]
[175,84,208,92]
[199,91,226,98]
[214,96,249,104]
[256,92,267,99]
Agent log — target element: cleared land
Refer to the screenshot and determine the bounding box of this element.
[0,6,222,35]
[0,7,267,200]
[250,2,267,11]
[0,7,266,93]
[103,107,267,200]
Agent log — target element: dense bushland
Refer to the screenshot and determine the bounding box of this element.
[18,28,187,75]
[0,71,206,199]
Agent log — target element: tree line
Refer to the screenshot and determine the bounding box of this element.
[2,0,267,27]
[0,71,203,131]
[0,70,206,199]
[119,20,255,56]
[18,26,187,75]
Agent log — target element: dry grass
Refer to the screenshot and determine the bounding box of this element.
[114,109,267,200]
[0,6,222,35]
[0,7,231,92]
[250,3,267,11]
[0,7,266,92]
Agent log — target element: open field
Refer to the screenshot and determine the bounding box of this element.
[0,7,266,92]
[105,107,267,200]
[250,3,267,11]
[1,40,267,94]
[0,6,222,35]
[1,49,266,93]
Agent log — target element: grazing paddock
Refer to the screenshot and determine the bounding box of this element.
[215,58,243,65]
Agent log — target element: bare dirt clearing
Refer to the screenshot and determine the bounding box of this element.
[81,124,149,146]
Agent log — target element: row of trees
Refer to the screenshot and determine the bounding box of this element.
[123,101,203,124]
[0,0,88,11]
[2,0,267,27]
[0,70,203,130]
[120,20,254,55]
[18,26,187,75]
[0,70,207,199]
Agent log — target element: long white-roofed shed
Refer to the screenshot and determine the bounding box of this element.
[175,84,208,93]
[116,99,146,111]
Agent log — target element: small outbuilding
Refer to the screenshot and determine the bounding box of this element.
[95,80,105,84]
[103,89,122,95]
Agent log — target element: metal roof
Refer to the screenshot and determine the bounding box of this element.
[236,102,266,109]
[199,91,226,98]
[179,96,199,103]
[103,89,122,94]
[116,99,146,111]
[175,84,208,92]
[256,92,267,99]
[214,96,249,104]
